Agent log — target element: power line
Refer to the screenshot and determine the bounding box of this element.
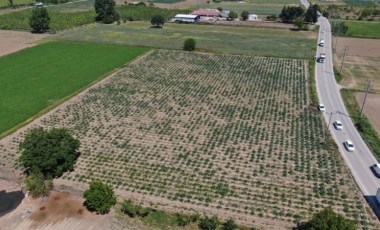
[339,45,348,75]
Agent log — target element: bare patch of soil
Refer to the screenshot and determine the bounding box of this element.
[355,93,380,136]
[335,37,380,58]
[0,30,48,57]
[0,191,110,230]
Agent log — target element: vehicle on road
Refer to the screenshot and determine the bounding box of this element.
[333,120,343,130]
[318,104,325,112]
[319,39,325,47]
[377,187,380,203]
[373,164,380,177]
[344,140,355,152]
[318,53,326,63]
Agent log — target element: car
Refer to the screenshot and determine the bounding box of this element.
[333,120,343,130]
[318,104,326,112]
[321,30,324,33]
[35,2,44,6]
[344,140,355,152]
[373,164,380,177]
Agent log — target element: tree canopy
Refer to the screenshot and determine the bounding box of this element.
[305,4,318,24]
[183,38,196,51]
[297,207,358,230]
[241,11,249,21]
[199,216,219,230]
[228,11,238,20]
[30,6,50,33]
[94,0,119,23]
[150,15,165,28]
[83,180,117,214]
[279,5,305,23]
[19,128,80,178]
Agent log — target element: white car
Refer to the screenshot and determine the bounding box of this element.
[333,120,343,130]
[344,140,355,152]
[318,104,326,112]
[373,164,380,177]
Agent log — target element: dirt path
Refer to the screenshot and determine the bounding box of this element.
[0,30,49,57]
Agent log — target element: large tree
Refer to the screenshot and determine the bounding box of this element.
[296,207,358,230]
[19,128,80,178]
[241,10,249,21]
[94,0,119,23]
[305,4,318,24]
[150,15,165,28]
[83,180,117,214]
[279,5,305,23]
[30,6,50,33]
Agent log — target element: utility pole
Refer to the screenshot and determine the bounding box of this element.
[360,80,371,120]
[339,45,348,74]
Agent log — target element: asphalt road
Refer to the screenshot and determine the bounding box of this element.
[300,0,380,218]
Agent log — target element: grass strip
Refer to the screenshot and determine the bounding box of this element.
[341,88,380,160]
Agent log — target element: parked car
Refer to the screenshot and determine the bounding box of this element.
[318,104,325,112]
[344,140,355,152]
[373,164,380,177]
[333,120,343,130]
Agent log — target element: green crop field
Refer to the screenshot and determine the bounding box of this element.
[0,41,148,135]
[0,0,33,7]
[0,50,377,228]
[344,20,380,38]
[57,21,315,59]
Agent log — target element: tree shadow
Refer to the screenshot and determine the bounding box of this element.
[0,190,25,217]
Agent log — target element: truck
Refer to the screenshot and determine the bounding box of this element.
[318,53,326,63]
[319,39,325,47]
[376,187,380,204]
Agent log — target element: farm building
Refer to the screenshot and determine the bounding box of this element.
[248,14,259,21]
[191,9,222,18]
[173,14,200,23]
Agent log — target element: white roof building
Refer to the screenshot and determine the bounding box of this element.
[248,14,259,21]
[174,14,200,23]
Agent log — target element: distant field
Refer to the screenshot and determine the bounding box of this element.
[57,21,316,59]
[344,20,380,38]
[343,0,379,6]
[0,41,148,135]
[0,0,33,7]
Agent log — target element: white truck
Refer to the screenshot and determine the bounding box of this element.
[318,53,326,63]
[376,187,380,204]
[319,39,325,47]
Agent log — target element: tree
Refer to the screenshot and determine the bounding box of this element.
[305,4,318,23]
[241,11,249,21]
[294,17,305,30]
[150,15,165,28]
[228,11,238,20]
[24,168,53,197]
[222,219,237,230]
[217,7,223,12]
[199,216,219,230]
[30,6,50,33]
[8,0,14,7]
[19,128,80,178]
[296,207,357,230]
[83,180,116,214]
[183,38,196,51]
[279,5,305,23]
[94,0,119,23]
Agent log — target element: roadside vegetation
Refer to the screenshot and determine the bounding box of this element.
[341,89,380,160]
[0,41,148,136]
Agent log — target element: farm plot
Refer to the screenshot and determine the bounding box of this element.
[0,50,378,228]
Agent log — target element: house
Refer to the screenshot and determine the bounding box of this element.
[248,14,259,21]
[174,14,200,23]
[190,9,222,18]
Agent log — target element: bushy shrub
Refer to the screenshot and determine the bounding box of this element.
[183,38,196,51]
[83,180,116,214]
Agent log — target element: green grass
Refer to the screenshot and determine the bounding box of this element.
[341,89,380,160]
[0,0,33,7]
[149,0,185,3]
[0,41,149,136]
[337,20,380,39]
[343,0,379,7]
[57,21,316,59]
